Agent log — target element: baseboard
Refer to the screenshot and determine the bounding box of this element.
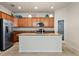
[65,42,79,55]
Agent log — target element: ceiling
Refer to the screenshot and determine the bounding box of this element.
[0,2,70,13]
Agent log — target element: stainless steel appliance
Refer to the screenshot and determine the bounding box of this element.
[0,18,13,51]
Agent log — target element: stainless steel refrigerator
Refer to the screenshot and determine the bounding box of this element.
[0,18,13,51]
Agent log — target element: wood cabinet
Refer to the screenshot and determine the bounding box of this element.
[18,18,28,27]
[0,11,54,28]
[0,12,1,18]
[0,11,13,22]
[12,17,18,27]
[40,18,50,27]
[32,17,54,27]
[12,32,19,43]
[1,12,7,19]
[27,18,32,27]
[32,18,38,27]
[6,14,11,20]
[18,18,23,27]
[49,18,54,27]
[17,17,54,28]
[12,31,31,43]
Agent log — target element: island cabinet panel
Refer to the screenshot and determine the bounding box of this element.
[19,34,62,52]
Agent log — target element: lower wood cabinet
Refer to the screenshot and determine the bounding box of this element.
[12,32,19,43]
[12,31,33,43]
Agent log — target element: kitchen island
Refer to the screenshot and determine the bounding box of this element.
[18,33,62,52]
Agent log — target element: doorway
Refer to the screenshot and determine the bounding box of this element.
[58,20,64,40]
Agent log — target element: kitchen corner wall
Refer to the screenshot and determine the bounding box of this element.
[66,3,79,53]
[0,5,12,15]
[54,7,68,42]
[55,3,79,53]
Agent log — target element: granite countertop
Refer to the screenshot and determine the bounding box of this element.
[18,33,61,36]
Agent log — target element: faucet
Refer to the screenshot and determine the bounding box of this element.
[41,27,44,34]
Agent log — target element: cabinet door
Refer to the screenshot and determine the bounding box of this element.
[12,32,19,43]
[13,17,18,27]
[0,12,2,18]
[18,18,28,27]
[27,18,32,27]
[44,18,49,27]
[22,18,28,27]
[10,16,13,22]
[6,15,10,20]
[49,18,54,28]
[32,18,38,27]
[2,12,6,19]
[40,18,49,27]
[18,18,23,27]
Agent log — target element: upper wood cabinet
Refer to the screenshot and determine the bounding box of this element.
[12,17,18,27]
[40,18,50,27]
[0,12,6,19]
[0,11,13,22]
[49,18,54,28]
[27,18,32,27]
[32,18,39,27]
[18,18,28,27]
[17,17,54,28]
[18,18,23,27]
[6,14,11,20]
[0,12,1,18]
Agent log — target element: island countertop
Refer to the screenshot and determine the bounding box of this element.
[18,33,61,36]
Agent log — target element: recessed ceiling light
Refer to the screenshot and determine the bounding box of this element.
[34,6,38,9]
[28,14,32,18]
[49,14,53,18]
[18,6,22,9]
[50,6,54,9]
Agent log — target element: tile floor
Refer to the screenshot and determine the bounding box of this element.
[0,42,78,56]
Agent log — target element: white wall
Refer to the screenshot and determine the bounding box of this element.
[54,7,68,41]
[0,5,12,15]
[65,3,79,52]
[14,12,54,17]
[55,3,79,52]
